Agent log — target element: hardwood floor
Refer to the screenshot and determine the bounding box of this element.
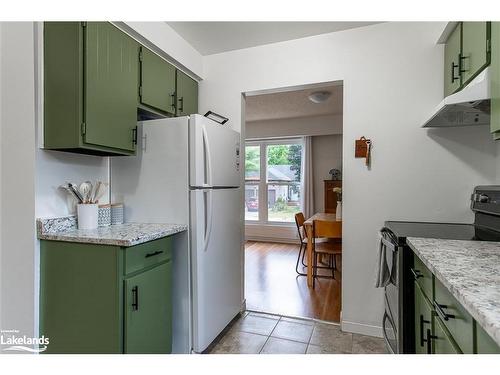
[245,241,341,322]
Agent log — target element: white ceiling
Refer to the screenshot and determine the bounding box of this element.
[245,84,343,122]
[167,22,380,55]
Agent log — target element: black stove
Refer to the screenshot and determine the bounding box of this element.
[379,186,500,354]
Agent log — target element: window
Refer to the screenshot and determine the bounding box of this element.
[244,145,260,221]
[245,139,303,223]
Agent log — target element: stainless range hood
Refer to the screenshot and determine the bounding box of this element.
[422,67,490,128]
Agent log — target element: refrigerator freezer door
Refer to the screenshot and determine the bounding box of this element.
[190,188,242,352]
[189,114,241,188]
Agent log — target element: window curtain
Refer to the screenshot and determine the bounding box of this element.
[301,136,314,218]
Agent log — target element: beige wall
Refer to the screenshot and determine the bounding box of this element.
[312,135,343,213]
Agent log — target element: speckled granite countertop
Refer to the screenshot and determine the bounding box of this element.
[37,216,187,247]
[407,237,500,346]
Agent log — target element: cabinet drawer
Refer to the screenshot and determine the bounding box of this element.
[125,237,171,275]
[433,278,474,353]
[411,254,433,300]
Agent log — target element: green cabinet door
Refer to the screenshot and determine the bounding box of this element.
[432,316,461,354]
[84,22,138,152]
[461,22,490,86]
[414,283,433,354]
[139,47,176,115]
[491,22,500,138]
[475,323,500,353]
[124,261,172,354]
[444,23,462,97]
[43,22,84,150]
[40,241,123,354]
[434,278,474,353]
[176,70,198,116]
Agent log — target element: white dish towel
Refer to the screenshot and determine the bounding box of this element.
[375,232,391,288]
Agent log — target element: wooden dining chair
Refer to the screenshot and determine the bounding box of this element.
[294,212,308,276]
[312,219,342,288]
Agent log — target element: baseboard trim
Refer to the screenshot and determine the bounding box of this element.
[245,236,297,244]
[341,320,383,338]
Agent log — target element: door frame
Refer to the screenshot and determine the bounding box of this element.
[240,79,344,319]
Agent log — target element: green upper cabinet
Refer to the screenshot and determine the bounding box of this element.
[461,22,490,86]
[443,22,491,98]
[124,261,172,354]
[176,70,199,116]
[491,22,500,138]
[139,47,176,115]
[444,23,462,97]
[44,22,138,156]
[85,23,138,152]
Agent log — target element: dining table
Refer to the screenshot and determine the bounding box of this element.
[303,213,342,287]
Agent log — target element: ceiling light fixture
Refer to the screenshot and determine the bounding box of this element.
[308,91,331,104]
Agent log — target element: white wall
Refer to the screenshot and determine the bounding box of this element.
[0,21,197,348]
[35,151,109,218]
[121,22,204,79]
[246,114,342,139]
[199,22,500,336]
[0,21,3,335]
[0,22,37,342]
[313,135,343,213]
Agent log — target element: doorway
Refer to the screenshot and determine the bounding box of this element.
[242,81,344,322]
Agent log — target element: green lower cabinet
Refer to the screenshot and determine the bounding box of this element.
[411,251,500,354]
[125,261,172,354]
[432,315,461,354]
[40,237,173,354]
[475,322,500,354]
[176,70,198,116]
[40,241,123,353]
[491,22,500,138]
[434,278,474,354]
[414,283,433,354]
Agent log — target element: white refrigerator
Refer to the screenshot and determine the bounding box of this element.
[111,114,243,353]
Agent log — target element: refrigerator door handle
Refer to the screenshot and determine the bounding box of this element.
[203,189,214,252]
[202,125,213,187]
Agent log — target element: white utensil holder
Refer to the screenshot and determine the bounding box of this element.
[77,204,98,230]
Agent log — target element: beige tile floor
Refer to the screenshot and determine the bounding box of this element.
[208,311,388,354]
